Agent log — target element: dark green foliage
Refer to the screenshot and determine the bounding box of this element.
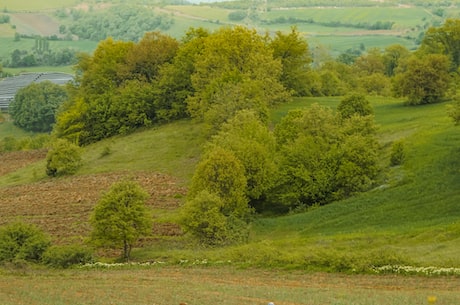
[228,10,247,21]
[271,103,379,210]
[269,27,313,96]
[55,33,179,145]
[208,110,277,205]
[390,140,406,166]
[393,54,451,105]
[68,5,174,41]
[180,190,249,246]
[42,244,93,268]
[337,93,374,119]
[9,81,68,132]
[89,180,152,261]
[0,222,51,263]
[186,26,290,129]
[420,18,460,71]
[46,139,82,177]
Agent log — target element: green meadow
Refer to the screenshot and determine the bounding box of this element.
[1,96,460,304]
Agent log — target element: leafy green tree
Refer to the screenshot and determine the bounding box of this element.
[180,190,232,245]
[337,93,374,119]
[271,104,379,210]
[207,110,277,206]
[269,27,313,96]
[187,26,290,128]
[46,139,82,177]
[382,44,410,76]
[89,180,152,261]
[120,31,179,82]
[9,81,68,132]
[393,54,451,105]
[153,28,209,122]
[419,19,460,71]
[189,147,250,218]
[0,222,51,263]
[353,48,385,76]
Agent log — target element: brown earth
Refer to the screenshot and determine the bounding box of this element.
[0,149,47,176]
[0,151,186,244]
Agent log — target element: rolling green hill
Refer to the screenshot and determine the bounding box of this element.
[1,96,458,271]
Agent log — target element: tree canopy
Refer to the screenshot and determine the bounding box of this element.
[89,180,152,261]
[10,81,68,133]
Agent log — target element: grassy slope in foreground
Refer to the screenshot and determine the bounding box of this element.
[248,97,460,269]
[0,97,459,270]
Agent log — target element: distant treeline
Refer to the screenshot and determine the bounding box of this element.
[65,5,174,41]
[262,17,394,30]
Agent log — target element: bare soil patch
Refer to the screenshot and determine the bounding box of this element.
[0,149,47,176]
[0,170,186,244]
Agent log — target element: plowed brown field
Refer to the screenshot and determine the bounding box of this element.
[0,150,186,244]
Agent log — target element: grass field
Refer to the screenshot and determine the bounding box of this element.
[1,267,460,305]
[1,94,459,303]
[1,0,78,12]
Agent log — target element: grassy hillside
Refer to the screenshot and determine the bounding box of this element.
[1,96,458,271]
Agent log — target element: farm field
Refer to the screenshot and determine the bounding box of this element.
[1,267,460,305]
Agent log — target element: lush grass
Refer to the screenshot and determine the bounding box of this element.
[79,120,206,182]
[0,114,34,138]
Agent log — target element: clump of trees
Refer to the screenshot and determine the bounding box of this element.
[9,81,68,132]
[67,5,174,41]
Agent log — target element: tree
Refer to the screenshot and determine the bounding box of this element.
[183,146,251,245]
[269,27,313,96]
[270,103,379,211]
[189,147,249,218]
[419,19,460,71]
[153,27,209,122]
[186,26,290,128]
[46,139,82,177]
[382,44,410,76]
[207,110,277,206]
[337,93,374,119]
[393,54,451,105]
[9,81,68,132]
[0,222,51,263]
[89,180,152,261]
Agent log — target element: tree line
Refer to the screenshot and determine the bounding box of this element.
[7,20,460,246]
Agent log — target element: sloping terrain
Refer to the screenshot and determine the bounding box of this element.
[0,168,186,244]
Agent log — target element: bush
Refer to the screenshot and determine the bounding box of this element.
[42,244,93,268]
[0,222,51,263]
[390,140,406,166]
[46,139,82,177]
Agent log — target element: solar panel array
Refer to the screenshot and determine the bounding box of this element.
[0,72,73,111]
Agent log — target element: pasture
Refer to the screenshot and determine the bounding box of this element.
[1,267,460,305]
[1,0,78,12]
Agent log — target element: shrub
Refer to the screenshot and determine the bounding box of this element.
[390,140,406,166]
[46,139,82,177]
[0,222,51,263]
[42,244,93,268]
